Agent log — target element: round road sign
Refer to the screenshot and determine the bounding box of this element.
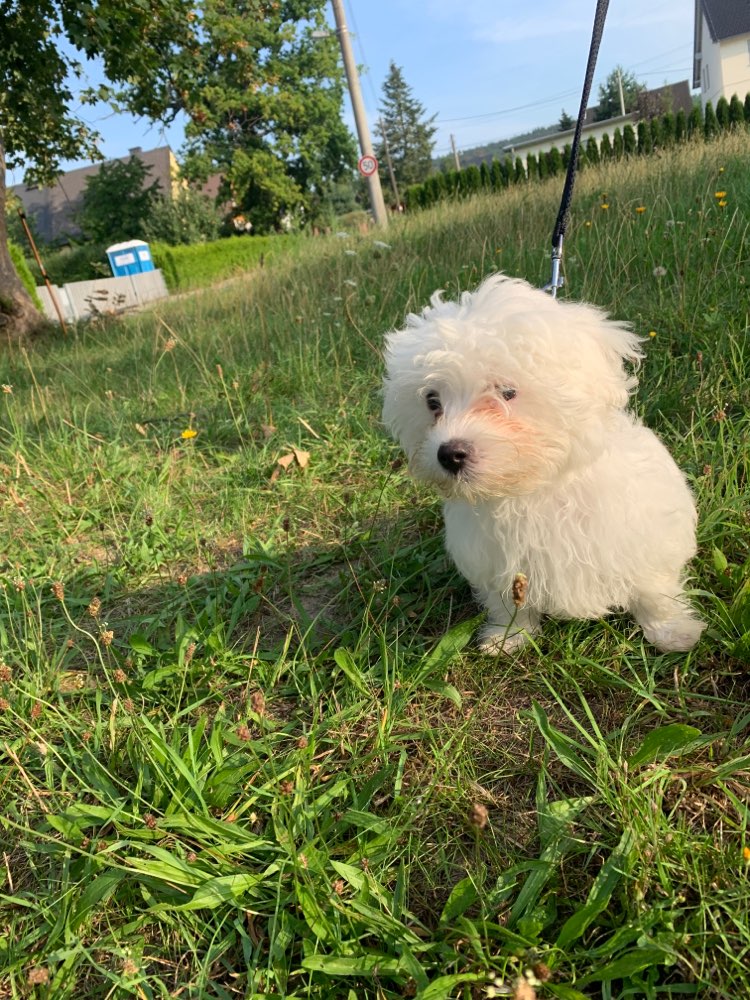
[358,155,378,177]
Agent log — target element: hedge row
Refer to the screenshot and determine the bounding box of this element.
[405,94,750,210]
[150,235,303,291]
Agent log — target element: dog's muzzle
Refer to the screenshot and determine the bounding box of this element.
[437,439,474,475]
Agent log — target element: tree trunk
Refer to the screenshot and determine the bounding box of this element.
[0,143,45,341]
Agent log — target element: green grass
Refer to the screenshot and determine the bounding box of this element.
[0,131,749,999]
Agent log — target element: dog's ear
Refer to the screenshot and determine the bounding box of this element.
[564,301,644,410]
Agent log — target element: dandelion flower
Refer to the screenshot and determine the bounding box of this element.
[635,206,646,214]
[181,428,198,440]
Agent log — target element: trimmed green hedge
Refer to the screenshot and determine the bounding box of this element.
[405,92,750,210]
[9,241,42,310]
[150,235,302,291]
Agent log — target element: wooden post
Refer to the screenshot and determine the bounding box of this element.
[17,209,68,334]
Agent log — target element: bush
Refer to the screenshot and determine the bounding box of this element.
[9,242,42,310]
[150,234,301,291]
[675,109,687,142]
[729,94,745,128]
[704,100,719,139]
[715,96,730,130]
[142,188,223,246]
[27,242,111,285]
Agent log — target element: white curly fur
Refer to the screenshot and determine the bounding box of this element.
[382,274,704,654]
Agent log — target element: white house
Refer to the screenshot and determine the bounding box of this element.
[693,0,750,108]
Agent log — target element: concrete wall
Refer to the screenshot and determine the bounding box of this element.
[38,270,169,324]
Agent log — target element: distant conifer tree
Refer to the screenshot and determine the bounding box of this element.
[715,96,730,130]
[703,100,719,139]
[728,94,745,127]
[674,109,687,142]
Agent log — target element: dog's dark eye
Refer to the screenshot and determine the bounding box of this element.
[425,391,442,413]
[499,386,517,401]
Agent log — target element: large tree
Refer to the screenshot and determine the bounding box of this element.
[594,66,644,122]
[374,63,437,196]
[1,0,355,339]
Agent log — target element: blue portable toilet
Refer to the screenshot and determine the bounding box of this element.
[106,240,155,277]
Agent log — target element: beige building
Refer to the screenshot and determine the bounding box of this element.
[693,0,750,108]
[11,146,181,244]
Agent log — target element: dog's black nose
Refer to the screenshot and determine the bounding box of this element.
[437,439,472,475]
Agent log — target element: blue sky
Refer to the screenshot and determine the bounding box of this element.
[7,0,695,183]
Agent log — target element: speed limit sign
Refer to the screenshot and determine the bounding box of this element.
[358,155,378,177]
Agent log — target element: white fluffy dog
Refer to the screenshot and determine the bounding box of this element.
[382,274,704,654]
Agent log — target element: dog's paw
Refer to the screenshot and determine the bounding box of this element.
[477,623,537,656]
[643,615,705,653]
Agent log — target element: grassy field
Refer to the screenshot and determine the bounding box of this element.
[1,131,749,999]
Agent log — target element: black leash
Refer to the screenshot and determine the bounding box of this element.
[544,0,610,297]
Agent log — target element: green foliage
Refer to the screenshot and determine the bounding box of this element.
[142,188,223,246]
[636,121,650,155]
[151,234,300,291]
[77,157,161,244]
[675,108,687,142]
[375,62,437,191]
[704,100,719,139]
[595,65,643,121]
[8,242,41,309]
[728,93,745,128]
[650,116,663,148]
[547,147,564,176]
[26,242,112,285]
[226,147,306,235]
[688,104,703,136]
[661,111,675,146]
[716,96,731,130]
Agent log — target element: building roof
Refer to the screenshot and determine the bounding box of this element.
[699,0,750,42]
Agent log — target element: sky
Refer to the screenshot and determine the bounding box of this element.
[7,0,696,184]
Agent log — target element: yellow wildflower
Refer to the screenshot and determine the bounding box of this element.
[181,428,198,440]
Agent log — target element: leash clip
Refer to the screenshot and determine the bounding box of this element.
[543,238,565,298]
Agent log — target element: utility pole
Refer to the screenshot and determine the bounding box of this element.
[450,134,461,171]
[330,0,388,228]
[616,68,626,117]
[379,117,401,208]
